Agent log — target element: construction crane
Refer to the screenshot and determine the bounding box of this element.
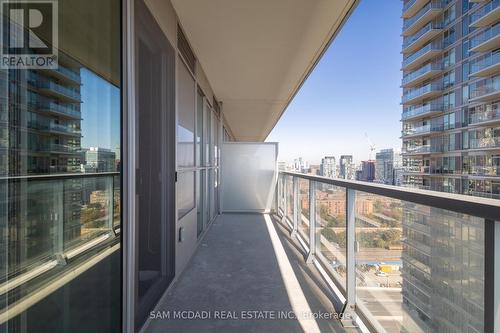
[365,133,376,160]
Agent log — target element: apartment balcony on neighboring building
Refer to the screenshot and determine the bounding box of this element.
[402,0,444,36]
[402,42,442,70]
[470,24,500,53]
[469,76,500,102]
[38,81,82,103]
[402,101,443,120]
[402,124,433,138]
[469,102,500,126]
[48,143,81,154]
[402,0,429,19]
[470,136,500,150]
[402,81,442,104]
[470,164,500,177]
[402,62,443,88]
[402,165,431,175]
[402,22,443,54]
[48,122,82,137]
[402,144,431,155]
[470,51,500,77]
[38,101,82,119]
[470,0,500,28]
[40,65,82,86]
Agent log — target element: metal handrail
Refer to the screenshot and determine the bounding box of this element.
[0,171,120,181]
[280,171,500,221]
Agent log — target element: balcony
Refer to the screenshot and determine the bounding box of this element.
[403,165,431,174]
[402,42,442,70]
[48,123,82,136]
[146,213,349,333]
[402,22,443,54]
[38,81,81,103]
[402,145,431,155]
[470,165,500,176]
[401,124,440,138]
[470,24,500,53]
[38,101,81,119]
[470,136,500,149]
[49,143,81,154]
[40,65,81,85]
[402,62,443,87]
[402,102,444,120]
[402,82,442,105]
[402,0,429,19]
[470,1,500,28]
[469,103,500,126]
[470,52,500,77]
[469,76,500,102]
[402,1,443,36]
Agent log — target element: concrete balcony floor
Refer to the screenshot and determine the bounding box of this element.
[145,213,357,333]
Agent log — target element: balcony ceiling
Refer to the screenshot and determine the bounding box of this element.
[171,0,357,141]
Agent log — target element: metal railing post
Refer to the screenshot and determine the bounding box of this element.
[107,176,115,232]
[341,188,358,327]
[485,219,499,333]
[291,176,299,237]
[55,179,65,264]
[274,174,280,215]
[306,180,316,263]
[281,176,288,224]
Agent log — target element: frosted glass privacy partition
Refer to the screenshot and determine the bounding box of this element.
[221,142,278,212]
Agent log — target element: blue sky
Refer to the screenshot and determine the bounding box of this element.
[266,0,403,165]
[80,68,121,153]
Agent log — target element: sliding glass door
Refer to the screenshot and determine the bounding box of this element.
[0,0,122,331]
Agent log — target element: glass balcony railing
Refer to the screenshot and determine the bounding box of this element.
[468,190,500,199]
[470,24,500,50]
[470,103,500,124]
[0,173,120,292]
[403,0,417,12]
[470,52,500,75]
[469,76,500,99]
[402,62,442,86]
[402,82,442,103]
[470,165,500,176]
[403,165,430,173]
[470,136,500,149]
[277,171,498,333]
[49,123,82,135]
[402,124,432,137]
[402,145,431,154]
[38,81,81,101]
[403,1,443,33]
[402,42,442,69]
[470,0,500,25]
[38,101,81,118]
[402,102,444,120]
[54,65,81,83]
[49,143,80,153]
[403,22,443,50]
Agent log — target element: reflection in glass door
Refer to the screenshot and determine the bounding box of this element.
[135,0,176,328]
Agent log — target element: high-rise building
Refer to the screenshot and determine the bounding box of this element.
[320,156,336,178]
[375,148,394,184]
[339,155,354,180]
[400,1,489,331]
[358,160,375,182]
[293,157,309,173]
[84,147,117,172]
